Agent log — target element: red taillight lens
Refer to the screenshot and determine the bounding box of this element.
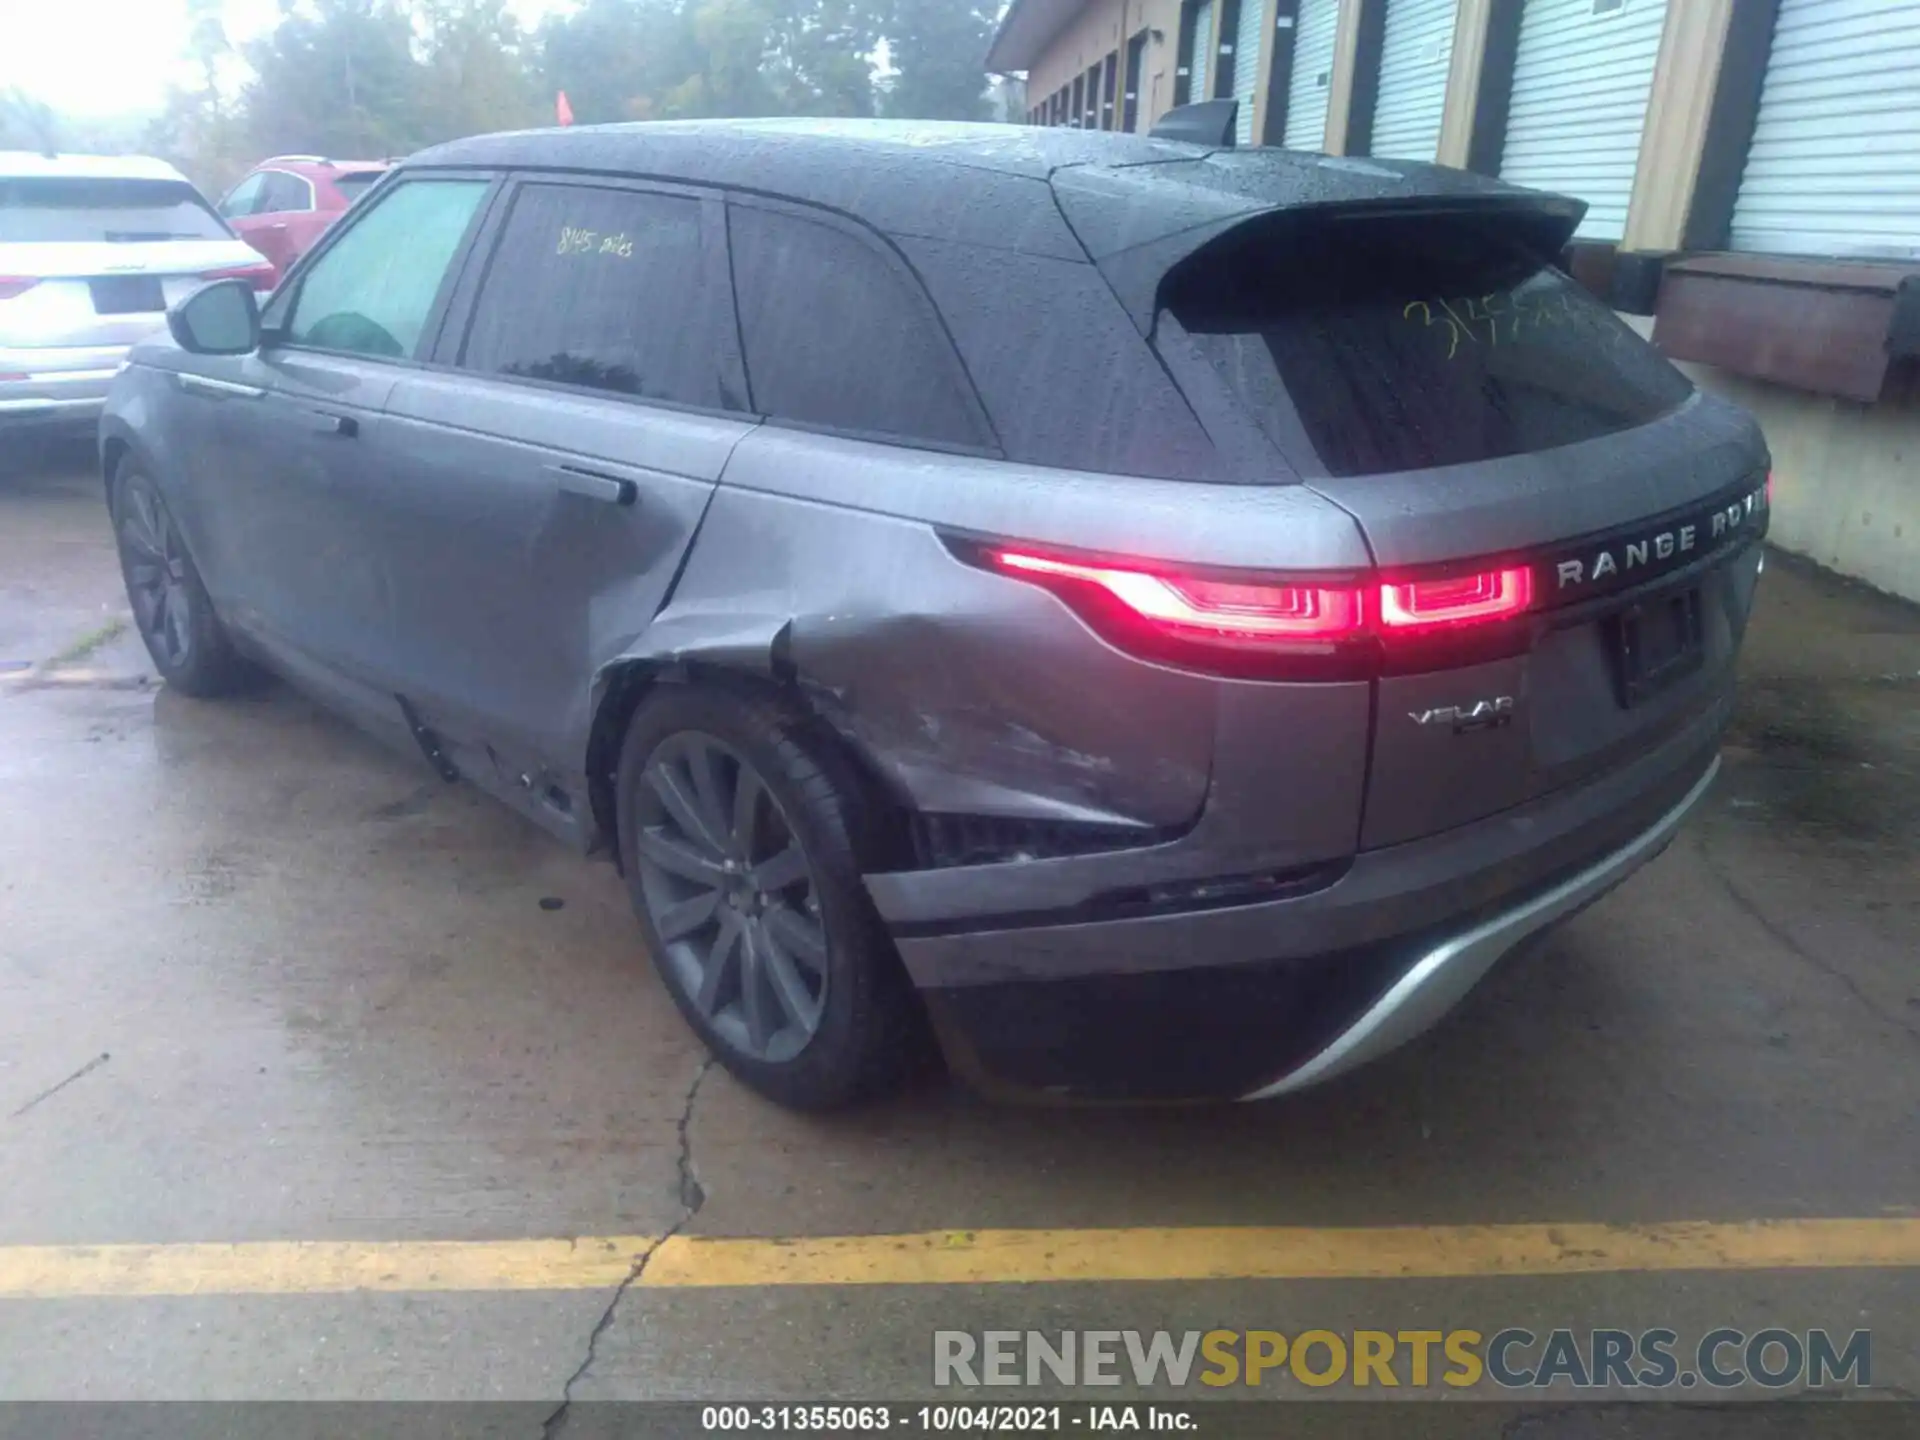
[201,265,276,290]
[0,277,39,301]
[989,549,1363,643]
[967,542,1533,680]
[1379,566,1532,633]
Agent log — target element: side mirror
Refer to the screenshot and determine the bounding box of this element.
[167,279,261,356]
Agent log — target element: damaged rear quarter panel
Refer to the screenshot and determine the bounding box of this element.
[627,426,1374,843]
[653,489,1214,831]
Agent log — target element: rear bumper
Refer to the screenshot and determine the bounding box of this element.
[0,346,130,425]
[1242,755,1715,1098]
[904,696,1728,1102]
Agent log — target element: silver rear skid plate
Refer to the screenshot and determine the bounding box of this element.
[1241,755,1721,1100]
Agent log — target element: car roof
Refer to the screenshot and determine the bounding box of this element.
[254,157,391,179]
[414,117,1203,180]
[0,151,193,183]
[407,119,1579,321]
[412,118,1553,230]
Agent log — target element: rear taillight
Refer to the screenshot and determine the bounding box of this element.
[1379,567,1532,633]
[990,549,1363,644]
[201,264,276,291]
[966,542,1533,680]
[0,278,39,301]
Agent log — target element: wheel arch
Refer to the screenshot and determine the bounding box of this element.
[584,642,910,876]
[99,422,143,497]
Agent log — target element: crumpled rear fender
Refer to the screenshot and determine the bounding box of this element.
[601,484,1217,843]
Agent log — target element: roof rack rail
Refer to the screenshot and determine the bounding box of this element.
[263,154,333,166]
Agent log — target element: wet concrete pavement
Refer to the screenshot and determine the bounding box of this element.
[1,442,1917,1414]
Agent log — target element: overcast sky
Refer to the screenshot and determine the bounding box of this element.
[1,0,571,119]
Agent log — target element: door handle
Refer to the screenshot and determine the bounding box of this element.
[175,372,265,400]
[547,464,637,506]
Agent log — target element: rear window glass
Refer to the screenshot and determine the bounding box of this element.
[0,177,229,243]
[1163,211,1694,477]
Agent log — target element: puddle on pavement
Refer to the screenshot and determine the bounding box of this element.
[1719,676,1920,848]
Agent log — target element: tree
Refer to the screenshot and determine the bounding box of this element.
[537,0,892,125]
[0,88,63,153]
[766,0,893,117]
[656,0,782,119]
[883,0,996,121]
[536,0,699,124]
[241,0,427,160]
[123,0,999,195]
[415,0,542,144]
[146,0,252,191]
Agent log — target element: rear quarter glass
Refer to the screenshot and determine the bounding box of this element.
[728,203,987,450]
[898,234,1229,481]
[1162,208,1694,478]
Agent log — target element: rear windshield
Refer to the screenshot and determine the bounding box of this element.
[0,177,230,243]
[333,172,382,203]
[1162,209,1694,477]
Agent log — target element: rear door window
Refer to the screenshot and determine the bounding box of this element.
[258,171,312,214]
[458,182,738,411]
[0,177,229,243]
[285,179,488,360]
[219,173,267,219]
[1162,210,1695,477]
[727,202,991,451]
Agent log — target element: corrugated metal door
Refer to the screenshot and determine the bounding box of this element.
[1284,0,1340,149]
[1231,0,1267,144]
[1498,0,1670,240]
[1730,0,1920,258]
[1191,0,1215,103]
[1370,0,1456,160]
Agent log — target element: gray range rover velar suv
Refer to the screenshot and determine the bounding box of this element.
[102,119,1770,1108]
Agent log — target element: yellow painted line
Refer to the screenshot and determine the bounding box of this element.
[643,1219,1920,1288]
[0,1237,650,1299]
[2,1219,1919,1298]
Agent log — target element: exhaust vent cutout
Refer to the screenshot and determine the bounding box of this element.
[907,813,1179,870]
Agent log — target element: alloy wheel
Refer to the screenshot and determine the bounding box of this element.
[631,731,830,1063]
[117,476,194,671]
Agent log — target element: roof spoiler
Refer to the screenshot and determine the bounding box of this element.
[1149,100,1239,148]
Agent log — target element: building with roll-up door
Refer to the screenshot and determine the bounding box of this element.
[995,0,1920,602]
[1282,0,1341,146]
[1369,0,1456,160]
[1496,0,1669,239]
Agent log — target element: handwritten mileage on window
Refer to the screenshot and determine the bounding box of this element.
[557,226,635,259]
[1404,289,1582,358]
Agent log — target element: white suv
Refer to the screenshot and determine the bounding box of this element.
[1,152,270,433]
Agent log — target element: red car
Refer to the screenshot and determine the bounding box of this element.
[217,156,389,286]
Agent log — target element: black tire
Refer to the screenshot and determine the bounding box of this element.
[616,683,923,1110]
[110,461,254,697]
